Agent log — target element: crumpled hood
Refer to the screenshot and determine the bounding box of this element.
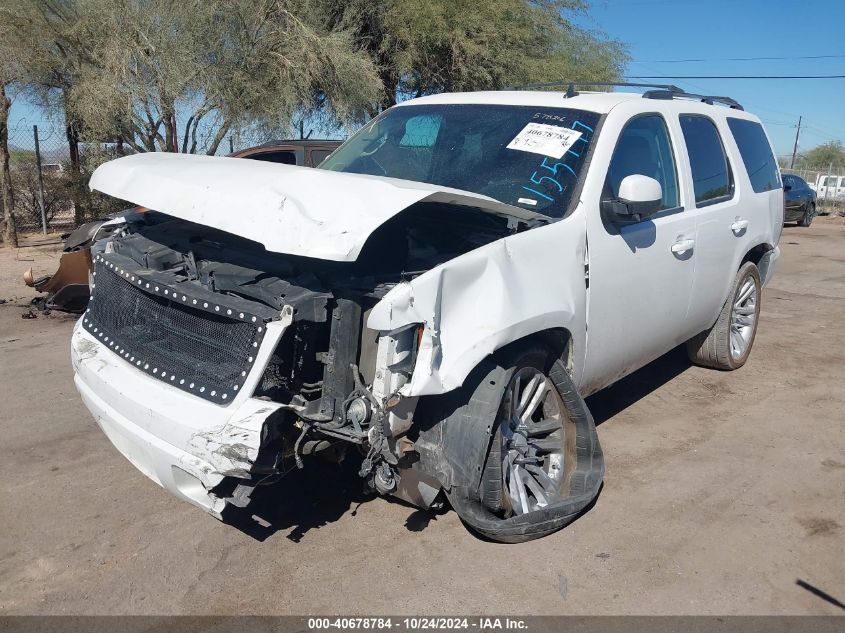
[89,152,542,262]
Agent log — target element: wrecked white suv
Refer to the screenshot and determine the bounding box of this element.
[72,86,782,542]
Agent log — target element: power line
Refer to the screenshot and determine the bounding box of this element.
[627,74,845,79]
[631,54,845,63]
[803,123,845,137]
[621,62,845,144]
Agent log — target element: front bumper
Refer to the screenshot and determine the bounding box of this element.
[71,311,292,517]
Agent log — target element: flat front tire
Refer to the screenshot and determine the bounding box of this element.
[479,351,576,518]
[418,342,604,543]
[686,261,762,370]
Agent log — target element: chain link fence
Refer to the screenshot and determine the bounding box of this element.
[6,123,79,235]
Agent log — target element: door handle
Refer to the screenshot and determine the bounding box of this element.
[731,218,749,233]
[671,238,695,254]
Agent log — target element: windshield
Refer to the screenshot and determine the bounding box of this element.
[320,104,600,218]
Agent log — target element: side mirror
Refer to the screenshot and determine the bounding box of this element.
[602,175,663,223]
[783,183,792,191]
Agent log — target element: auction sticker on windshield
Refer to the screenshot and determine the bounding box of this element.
[506,123,583,159]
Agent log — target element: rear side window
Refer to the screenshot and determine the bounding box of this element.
[246,151,297,165]
[680,115,733,205]
[727,118,780,193]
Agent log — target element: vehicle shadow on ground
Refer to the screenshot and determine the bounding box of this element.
[221,458,373,543]
[586,346,691,426]
[222,461,448,542]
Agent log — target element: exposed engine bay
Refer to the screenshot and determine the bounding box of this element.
[84,202,525,507]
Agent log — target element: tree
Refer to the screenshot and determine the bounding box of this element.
[0,0,380,225]
[0,6,35,247]
[797,141,845,170]
[0,0,92,226]
[0,83,15,247]
[323,0,628,112]
[35,0,381,155]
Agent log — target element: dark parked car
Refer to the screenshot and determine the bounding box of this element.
[782,173,816,227]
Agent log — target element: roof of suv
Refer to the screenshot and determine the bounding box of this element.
[400,91,644,113]
[400,90,751,117]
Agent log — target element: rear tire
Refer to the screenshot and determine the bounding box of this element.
[686,261,761,370]
[798,202,815,227]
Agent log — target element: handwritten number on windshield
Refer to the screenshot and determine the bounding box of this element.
[519,120,593,207]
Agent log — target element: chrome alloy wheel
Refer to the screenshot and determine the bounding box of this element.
[730,276,758,360]
[499,367,566,516]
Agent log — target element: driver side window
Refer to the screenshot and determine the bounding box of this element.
[607,115,679,211]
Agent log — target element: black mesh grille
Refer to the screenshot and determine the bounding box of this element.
[83,257,267,404]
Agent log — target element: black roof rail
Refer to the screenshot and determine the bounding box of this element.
[506,81,683,97]
[505,80,744,110]
[642,88,744,110]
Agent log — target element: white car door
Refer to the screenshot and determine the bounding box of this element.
[685,114,780,331]
[580,111,696,395]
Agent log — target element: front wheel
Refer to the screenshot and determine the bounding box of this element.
[420,342,604,543]
[686,261,761,370]
[480,359,576,517]
[798,202,815,227]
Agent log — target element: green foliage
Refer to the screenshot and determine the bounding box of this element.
[3,0,628,158]
[323,0,628,110]
[20,0,382,154]
[797,141,845,170]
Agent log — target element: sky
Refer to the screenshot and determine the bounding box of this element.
[8,0,844,159]
[581,0,845,158]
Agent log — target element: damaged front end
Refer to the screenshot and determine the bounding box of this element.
[72,194,523,514]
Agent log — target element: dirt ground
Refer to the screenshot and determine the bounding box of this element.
[0,221,843,616]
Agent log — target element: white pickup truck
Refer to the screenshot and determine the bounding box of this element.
[72,85,783,542]
[812,174,845,202]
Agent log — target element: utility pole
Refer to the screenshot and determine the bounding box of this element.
[790,115,802,169]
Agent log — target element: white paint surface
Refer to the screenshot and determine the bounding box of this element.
[89,153,542,262]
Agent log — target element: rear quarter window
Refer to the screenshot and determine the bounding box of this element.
[245,150,297,165]
[727,118,781,193]
[679,115,733,205]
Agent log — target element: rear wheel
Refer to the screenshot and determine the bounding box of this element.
[798,202,815,227]
[686,261,761,370]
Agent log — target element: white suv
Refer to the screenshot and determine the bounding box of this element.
[73,85,782,542]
